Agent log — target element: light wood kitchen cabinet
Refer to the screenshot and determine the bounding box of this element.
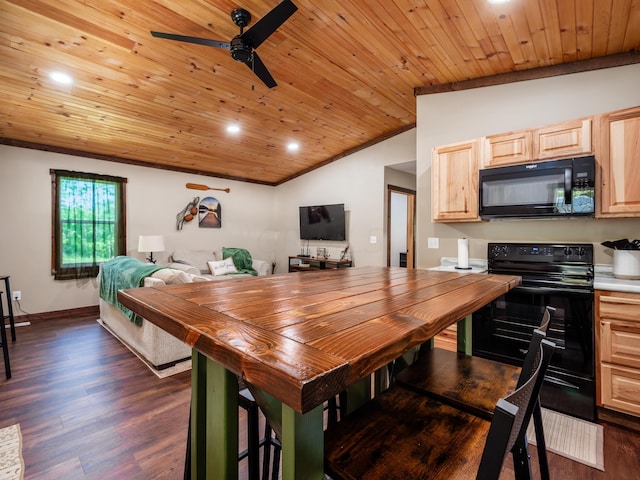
[596,290,640,417]
[431,140,481,222]
[481,130,532,168]
[534,118,592,160]
[598,106,640,217]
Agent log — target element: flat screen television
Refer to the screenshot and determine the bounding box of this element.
[299,204,346,241]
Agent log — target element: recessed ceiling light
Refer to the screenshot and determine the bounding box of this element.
[49,71,73,85]
[488,0,510,4]
[287,142,299,152]
[226,124,241,134]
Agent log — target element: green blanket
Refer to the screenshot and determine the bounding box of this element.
[99,256,165,325]
[222,247,258,276]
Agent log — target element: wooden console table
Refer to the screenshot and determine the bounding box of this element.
[288,255,352,272]
[118,267,520,479]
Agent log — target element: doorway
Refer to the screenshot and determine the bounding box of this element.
[387,186,416,268]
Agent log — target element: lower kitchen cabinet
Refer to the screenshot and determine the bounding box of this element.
[596,290,640,417]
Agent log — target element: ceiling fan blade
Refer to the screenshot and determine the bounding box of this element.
[245,52,277,88]
[151,31,230,50]
[241,0,297,49]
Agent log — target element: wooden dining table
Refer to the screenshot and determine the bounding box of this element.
[118,266,520,480]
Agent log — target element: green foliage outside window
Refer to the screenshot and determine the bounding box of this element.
[59,178,117,265]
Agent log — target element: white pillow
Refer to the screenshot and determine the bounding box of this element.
[151,268,193,284]
[171,249,215,274]
[167,262,201,276]
[208,258,238,276]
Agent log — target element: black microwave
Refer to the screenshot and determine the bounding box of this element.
[479,156,595,219]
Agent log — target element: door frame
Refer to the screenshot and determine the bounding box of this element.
[386,185,416,268]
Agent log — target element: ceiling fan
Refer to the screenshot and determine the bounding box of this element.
[151,0,297,88]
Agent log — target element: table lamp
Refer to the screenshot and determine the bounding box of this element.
[138,235,165,264]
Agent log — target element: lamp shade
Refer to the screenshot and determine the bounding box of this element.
[138,235,165,253]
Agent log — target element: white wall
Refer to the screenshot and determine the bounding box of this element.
[415,63,640,268]
[0,145,276,314]
[274,128,417,270]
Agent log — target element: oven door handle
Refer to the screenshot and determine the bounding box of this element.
[514,285,592,296]
[544,374,580,390]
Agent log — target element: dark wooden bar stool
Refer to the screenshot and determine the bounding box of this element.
[325,338,555,480]
[395,306,554,479]
[0,276,16,342]
[0,292,11,379]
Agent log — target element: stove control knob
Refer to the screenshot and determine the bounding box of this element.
[491,245,510,257]
[563,247,573,256]
[576,247,585,257]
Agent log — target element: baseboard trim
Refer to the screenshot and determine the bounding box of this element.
[598,406,640,433]
[15,305,99,323]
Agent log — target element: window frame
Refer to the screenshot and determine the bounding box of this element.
[51,169,127,280]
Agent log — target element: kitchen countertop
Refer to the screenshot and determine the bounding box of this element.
[428,257,488,274]
[594,264,640,294]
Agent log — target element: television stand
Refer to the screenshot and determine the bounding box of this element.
[288,256,352,273]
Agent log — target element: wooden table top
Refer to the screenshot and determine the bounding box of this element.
[118,267,520,413]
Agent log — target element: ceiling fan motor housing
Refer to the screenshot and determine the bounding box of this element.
[230,37,253,63]
[231,8,251,28]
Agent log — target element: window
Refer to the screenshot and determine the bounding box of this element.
[51,170,126,280]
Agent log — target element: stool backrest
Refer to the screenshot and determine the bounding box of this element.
[476,338,555,479]
[539,306,555,334]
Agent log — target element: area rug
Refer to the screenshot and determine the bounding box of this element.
[0,424,24,480]
[527,408,604,471]
[97,319,191,379]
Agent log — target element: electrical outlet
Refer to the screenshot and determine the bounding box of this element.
[12,290,21,301]
[428,237,439,249]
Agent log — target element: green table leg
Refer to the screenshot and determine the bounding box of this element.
[245,386,325,480]
[190,350,238,480]
[345,375,371,414]
[457,314,472,354]
[281,403,325,480]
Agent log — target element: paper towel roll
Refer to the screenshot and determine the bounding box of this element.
[457,238,469,269]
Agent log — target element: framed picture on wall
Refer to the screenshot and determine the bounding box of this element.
[198,197,221,228]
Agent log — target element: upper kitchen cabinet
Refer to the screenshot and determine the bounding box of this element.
[599,106,640,217]
[481,118,592,169]
[482,130,533,168]
[432,140,481,222]
[534,118,593,160]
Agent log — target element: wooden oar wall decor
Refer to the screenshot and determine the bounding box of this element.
[186,183,230,193]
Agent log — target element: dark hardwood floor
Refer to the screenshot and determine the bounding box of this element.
[1,313,640,479]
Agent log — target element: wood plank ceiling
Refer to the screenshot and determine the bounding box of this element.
[1,0,639,185]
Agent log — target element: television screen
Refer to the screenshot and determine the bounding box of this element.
[299,204,346,241]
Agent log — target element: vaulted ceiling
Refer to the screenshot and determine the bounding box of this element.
[1,1,638,185]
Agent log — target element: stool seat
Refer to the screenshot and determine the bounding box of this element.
[396,347,521,420]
